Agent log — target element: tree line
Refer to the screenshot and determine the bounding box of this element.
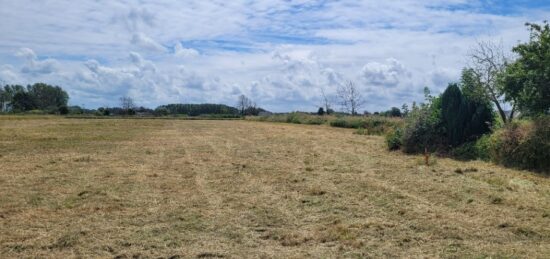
[0,83,69,114]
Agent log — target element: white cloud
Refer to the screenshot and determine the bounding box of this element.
[174,42,199,58]
[15,48,59,75]
[131,33,166,52]
[361,58,410,87]
[0,1,548,111]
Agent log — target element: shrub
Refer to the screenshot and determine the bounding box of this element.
[451,142,479,161]
[306,117,325,125]
[474,134,492,161]
[401,103,445,153]
[489,116,550,173]
[286,113,302,124]
[154,107,169,116]
[329,118,347,128]
[58,106,69,115]
[385,127,403,150]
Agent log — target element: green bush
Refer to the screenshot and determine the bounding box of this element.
[58,106,69,115]
[451,142,479,161]
[329,118,347,128]
[474,134,492,161]
[489,116,550,173]
[385,127,403,150]
[286,113,302,124]
[306,117,325,125]
[401,103,445,154]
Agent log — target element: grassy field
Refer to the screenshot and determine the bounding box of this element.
[0,116,549,258]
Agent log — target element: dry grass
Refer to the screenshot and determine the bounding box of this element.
[0,116,549,258]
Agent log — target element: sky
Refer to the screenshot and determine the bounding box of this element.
[0,0,549,112]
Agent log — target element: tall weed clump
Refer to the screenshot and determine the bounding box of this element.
[329,116,402,135]
[489,116,550,173]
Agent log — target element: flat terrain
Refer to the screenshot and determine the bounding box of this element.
[0,117,549,258]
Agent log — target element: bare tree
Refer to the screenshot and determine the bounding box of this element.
[468,40,515,123]
[337,81,364,115]
[236,94,252,115]
[119,96,135,114]
[320,88,333,115]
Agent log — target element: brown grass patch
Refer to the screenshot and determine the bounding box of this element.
[0,117,549,258]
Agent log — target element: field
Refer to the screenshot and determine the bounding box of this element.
[0,116,549,258]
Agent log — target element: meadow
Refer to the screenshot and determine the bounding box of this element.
[0,116,549,258]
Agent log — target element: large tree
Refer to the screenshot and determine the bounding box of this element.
[5,83,68,112]
[119,96,136,115]
[26,83,69,110]
[236,94,252,115]
[468,40,514,123]
[337,81,364,115]
[500,22,550,115]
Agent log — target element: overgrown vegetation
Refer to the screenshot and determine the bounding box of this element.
[248,113,403,135]
[386,22,550,173]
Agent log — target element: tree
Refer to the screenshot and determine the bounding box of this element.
[236,94,252,115]
[26,83,69,111]
[12,92,36,111]
[337,81,364,115]
[441,83,493,147]
[317,107,325,115]
[468,40,514,123]
[389,107,401,117]
[441,84,464,147]
[401,103,409,117]
[320,88,333,115]
[119,96,135,115]
[501,22,550,115]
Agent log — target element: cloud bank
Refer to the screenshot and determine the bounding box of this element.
[0,0,548,112]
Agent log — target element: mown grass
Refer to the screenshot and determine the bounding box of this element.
[0,117,548,258]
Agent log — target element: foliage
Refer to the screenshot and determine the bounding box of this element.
[2,83,68,113]
[500,22,550,115]
[58,106,69,115]
[451,142,480,161]
[489,116,550,173]
[157,103,240,116]
[440,83,493,147]
[441,84,464,146]
[329,116,402,135]
[317,107,325,115]
[385,127,403,150]
[401,98,445,153]
[474,134,492,161]
[249,113,402,135]
[154,106,169,116]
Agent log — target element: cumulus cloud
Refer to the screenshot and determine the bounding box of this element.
[0,1,548,111]
[129,52,157,74]
[0,65,20,83]
[174,42,199,58]
[361,58,410,87]
[131,33,166,52]
[15,47,59,74]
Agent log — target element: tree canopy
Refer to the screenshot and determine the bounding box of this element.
[501,22,550,115]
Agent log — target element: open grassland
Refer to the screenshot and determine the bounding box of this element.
[0,116,549,258]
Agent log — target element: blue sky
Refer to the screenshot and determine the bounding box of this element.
[0,0,549,112]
